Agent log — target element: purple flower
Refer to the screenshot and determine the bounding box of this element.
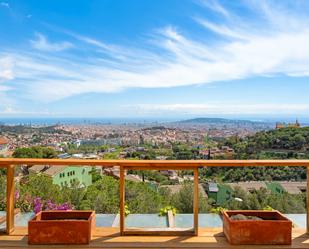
[57,202,72,210]
[46,200,57,211]
[32,198,73,213]
[33,197,42,214]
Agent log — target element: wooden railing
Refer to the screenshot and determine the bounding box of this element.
[0,159,309,236]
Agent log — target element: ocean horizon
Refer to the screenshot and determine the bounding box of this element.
[1,116,309,126]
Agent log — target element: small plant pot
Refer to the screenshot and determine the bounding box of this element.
[28,210,95,245]
[222,210,292,245]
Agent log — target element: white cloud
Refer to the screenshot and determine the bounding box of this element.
[0,90,17,115]
[132,104,309,115]
[2,1,309,103]
[0,2,9,8]
[0,106,54,115]
[0,56,14,83]
[30,33,73,52]
[1,106,16,114]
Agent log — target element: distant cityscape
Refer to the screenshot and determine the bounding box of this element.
[0,117,275,158]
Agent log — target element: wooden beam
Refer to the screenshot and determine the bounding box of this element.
[122,228,195,236]
[119,166,125,236]
[126,166,196,171]
[193,168,199,236]
[307,166,309,234]
[6,165,15,235]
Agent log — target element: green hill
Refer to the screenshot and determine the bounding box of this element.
[178,117,257,124]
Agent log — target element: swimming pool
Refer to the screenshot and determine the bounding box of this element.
[0,212,306,229]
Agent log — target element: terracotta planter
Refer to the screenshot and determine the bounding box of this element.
[28,210,95,245]
[222,210,292,245]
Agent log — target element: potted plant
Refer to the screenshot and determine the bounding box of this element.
[210,206,226,215]
[159,205,177,228]
[159,205,177,216]
[222,210,292,245]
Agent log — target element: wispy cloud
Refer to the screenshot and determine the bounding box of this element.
[196,0,230,18]
[30,33,73,52]
[194,18,248,39]
[2,0,309,105]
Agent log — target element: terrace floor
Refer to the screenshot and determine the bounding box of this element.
[1,227,309,249]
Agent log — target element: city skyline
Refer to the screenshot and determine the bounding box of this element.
[1,0,309,118]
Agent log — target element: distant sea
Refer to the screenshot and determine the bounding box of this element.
[0,117,171,126]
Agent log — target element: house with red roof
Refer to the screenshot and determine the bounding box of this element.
[0,137,8,155]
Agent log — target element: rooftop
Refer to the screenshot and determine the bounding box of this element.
[29,165,68,176]
[43,166,68,176]
[0,137,8,145]
[228,181,267,192]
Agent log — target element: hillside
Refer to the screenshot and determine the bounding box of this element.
[225,127,309,159]
[0,125,71,135]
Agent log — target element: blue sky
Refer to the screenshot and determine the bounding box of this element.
[1,0,309,120]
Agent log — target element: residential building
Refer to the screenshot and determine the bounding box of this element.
[29,165,92,187]
[206,182,232,205]
[278,181,306,194]
[228,181,267,193]
[103,166,142,182]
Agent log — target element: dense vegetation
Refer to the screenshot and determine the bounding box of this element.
[0,172,211,214]
[13,146,57,158]
[1,172,304,214]
[202,166,306,182]
[222,186,305,214]
[205,127,309,182]
[0,125,70,134]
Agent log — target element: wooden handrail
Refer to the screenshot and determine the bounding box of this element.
[1,158,309,236]
[1,158,309,167]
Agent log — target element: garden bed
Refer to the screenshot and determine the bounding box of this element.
[28,210,95,245]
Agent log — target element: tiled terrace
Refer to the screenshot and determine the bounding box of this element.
[1,227,309,248]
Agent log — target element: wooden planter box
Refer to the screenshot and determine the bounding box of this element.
[222,210,292,245]
[28,210,95,245]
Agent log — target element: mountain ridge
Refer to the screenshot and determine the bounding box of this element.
[176,117,265,124]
